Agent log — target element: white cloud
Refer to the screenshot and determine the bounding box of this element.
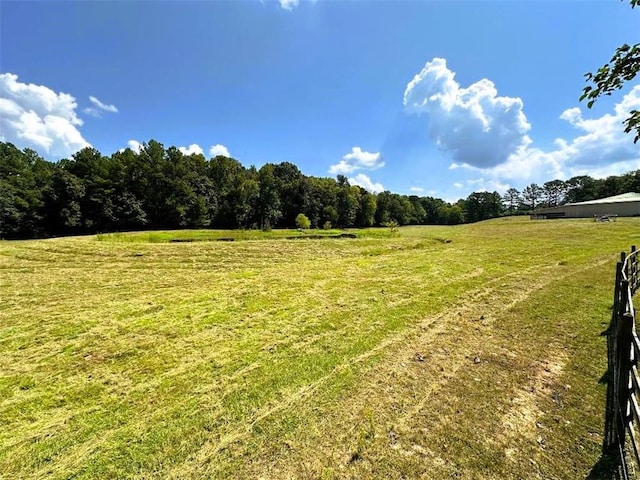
[461,86,640,184]
[329,146,384,175]
[348,173,384,193]
[179,143,204,155]
[409,186,424,193]
[279,0,299,9]
[119,139,143,153]
[404,58,640,190]
[84,95,118,117]
[403,58,531,169]
[553,86,640,167]
[209,144,230,157]
[568,159,640,179]
[0,72,90,157]
[464,177,510,193]
[453,182,463,189]
[89,95,118,113]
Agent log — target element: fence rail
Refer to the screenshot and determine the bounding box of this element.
[607,246,640,478]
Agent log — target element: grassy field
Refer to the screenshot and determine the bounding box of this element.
[1,217,637,479]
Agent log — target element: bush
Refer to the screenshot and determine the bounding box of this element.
[323,221,332,230]
[382,220,399,233]
[295,213,311,229]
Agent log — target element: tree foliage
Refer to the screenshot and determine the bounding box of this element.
[581,0,640,142]
[4,140,640,239]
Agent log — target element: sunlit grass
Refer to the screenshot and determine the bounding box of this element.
[1,217,637,478]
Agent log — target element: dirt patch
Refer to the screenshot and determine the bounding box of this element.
[500,352,567,459]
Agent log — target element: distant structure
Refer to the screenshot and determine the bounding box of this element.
[532,192,640,219]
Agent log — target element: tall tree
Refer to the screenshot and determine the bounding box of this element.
[521,183,543,210]
[336,176,359,227]
[273,162,305,227]
[542,180,567,207]
[257,164,282,230]
[502,188,521,214]
[63,147,113,231]
[356,188,377,227]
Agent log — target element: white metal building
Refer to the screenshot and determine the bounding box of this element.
[532,192,640,219]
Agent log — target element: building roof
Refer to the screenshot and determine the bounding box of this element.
[566,192,640,206]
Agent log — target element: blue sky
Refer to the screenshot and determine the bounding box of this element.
[1,0,639,201]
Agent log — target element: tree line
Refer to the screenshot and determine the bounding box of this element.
[1,140,639,239]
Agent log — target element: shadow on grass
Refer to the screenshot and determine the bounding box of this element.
[586,450,623,480]
[587,312,622,480]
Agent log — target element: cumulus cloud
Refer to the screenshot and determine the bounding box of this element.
[404,58,640,190]
[209,144,230,157]
[553,86,640,167]
[84,95,118,117]
[348,173,384,193]
[329,147,384,175]
[403,58,531,169]
[119,139,143,153]
[0,72,90,157]
[409,186,424,193]
[455,86,640,184]
[179,143,204,155]
[279,0,299,9]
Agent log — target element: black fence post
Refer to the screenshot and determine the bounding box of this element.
[615,282,633,450]
[605,262,625,452]
[631,246,637,295]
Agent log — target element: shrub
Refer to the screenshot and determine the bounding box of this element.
[382,219,399,233]
[295,213,311,229]
[323,221,332,230]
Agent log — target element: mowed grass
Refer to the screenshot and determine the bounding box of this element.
[0,217,638,479]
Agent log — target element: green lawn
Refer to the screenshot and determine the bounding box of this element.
[1,217,637,479]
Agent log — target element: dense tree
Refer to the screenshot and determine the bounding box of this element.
[336,175,359,227]
[581,0,640,142]
[620,169,640,192]
[304,177,339,228]
[5,140,640,239]
[387,193,413,226]
[565,175,599,203]
[209,155,247,228]
[420,196,447,224]
[0,144,48,237]
[273,162,305,227]
[374,191,392,225]
[41,169,85,235]
[542,180,567,208]
[464,191,502,223]
[437,203,465,225]
[356,189,377,227]
[257,164,282,230]
[408,195,427,225]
